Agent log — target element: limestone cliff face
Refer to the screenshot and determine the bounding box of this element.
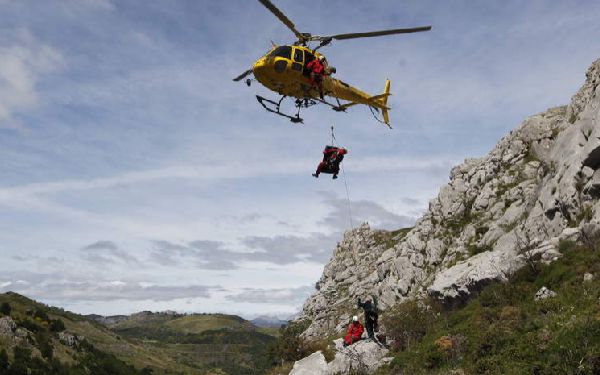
[300,58,600,339]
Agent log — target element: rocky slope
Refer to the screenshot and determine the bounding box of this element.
[299,58,600,340]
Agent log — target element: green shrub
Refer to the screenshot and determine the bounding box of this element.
[33,308,49,322]
[49,318,66,332]
[18,318,41,333]
[267,320,312,363]
[36,330,53,360]
[382,299,439,351]
[0,349,7,370]
[0,302,11,316]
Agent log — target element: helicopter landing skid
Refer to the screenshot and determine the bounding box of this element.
[256,95,304,123]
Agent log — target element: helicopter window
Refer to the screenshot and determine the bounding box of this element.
[291,62,302,72]
[293,48,304,63]
[274,60,287,73]
[305,52,315,63]
[270,46,292,59]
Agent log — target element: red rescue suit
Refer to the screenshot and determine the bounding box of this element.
[306,59,325,84]
[344,321,365,346]
[313,146,347,179]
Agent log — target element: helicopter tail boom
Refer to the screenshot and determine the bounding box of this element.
[380,79,391,125]
[367,79,391,126]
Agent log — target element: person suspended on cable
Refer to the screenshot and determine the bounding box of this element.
[312,145,348,179]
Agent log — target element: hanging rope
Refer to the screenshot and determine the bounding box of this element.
[331,125,354,230]
[328,126,370,263]
[341,161,354,230]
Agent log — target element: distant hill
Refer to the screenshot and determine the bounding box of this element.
[0,292,276,374]
[251,315,289,328]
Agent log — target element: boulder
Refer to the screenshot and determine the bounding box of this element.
[289,339,391,375]
[0,316,16,337]
[289,352,328,375]
[535,286,557,301]
[58,331,84,348]
[326,339,391,374]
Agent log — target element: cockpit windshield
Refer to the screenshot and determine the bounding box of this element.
[269,46,292,59]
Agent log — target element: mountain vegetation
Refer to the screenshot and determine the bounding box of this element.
[378,238,600,374]
[0,293,277,374]
[267,235,600,374]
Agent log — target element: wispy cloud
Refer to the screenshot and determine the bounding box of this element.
[150,239,240,270]
[0,156,454,197]
[226,285,314,305]
[81,240,140,265]
[318,191,416,231]
[0,29,63,129]
[148,234,337,269]
[0,271,218,302]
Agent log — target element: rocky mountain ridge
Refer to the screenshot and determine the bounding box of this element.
[298,58,600,340]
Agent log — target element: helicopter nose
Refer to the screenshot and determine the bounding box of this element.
[252,60,269,82]
[252,61,266,75]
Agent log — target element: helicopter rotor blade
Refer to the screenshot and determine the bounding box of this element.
[257,0,306,42]
[233,69,253,82]
[325,26,432,41]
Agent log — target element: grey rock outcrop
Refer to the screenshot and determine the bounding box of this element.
[58,331,84,348]
[534,286,557,301]
[289,352,328,375]
[0,316,30,343]
[289,339,391,375]
[0,316,16,337]
[299,58,600,339]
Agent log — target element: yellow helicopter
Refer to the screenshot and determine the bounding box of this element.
[233,0,431,127]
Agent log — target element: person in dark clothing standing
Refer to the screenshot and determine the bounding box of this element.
[357,297,379,340]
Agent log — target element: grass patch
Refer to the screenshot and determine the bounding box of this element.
[467,243,490,257]
[373,227,412,249]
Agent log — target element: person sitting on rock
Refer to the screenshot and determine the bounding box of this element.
[312,145,348,179]
[343,315,364,346]
[358,297,379,341]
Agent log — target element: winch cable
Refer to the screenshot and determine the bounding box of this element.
[330,126,354,231]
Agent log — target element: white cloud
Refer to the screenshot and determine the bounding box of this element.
[0,29,63,129]
[0,273,218,302]
[226,285,314,305]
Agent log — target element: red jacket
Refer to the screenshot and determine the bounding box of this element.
[307,59,324,75]
[344,321,364,345]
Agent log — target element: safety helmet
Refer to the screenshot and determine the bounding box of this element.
[352,315,358,322]
[318,55,325,61]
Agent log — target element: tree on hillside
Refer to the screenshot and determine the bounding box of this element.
[49,319,66,332]
[0,349,8,371]
[0,302,11,316]
[268,320,312,364]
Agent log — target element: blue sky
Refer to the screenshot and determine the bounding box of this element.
[1,0,599,319]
